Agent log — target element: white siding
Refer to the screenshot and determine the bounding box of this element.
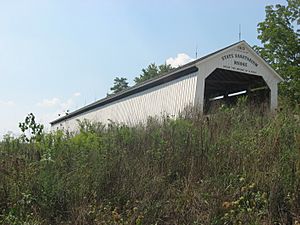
[52,72,198,132]
[52,41,283,131]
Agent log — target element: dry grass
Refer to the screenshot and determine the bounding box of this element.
[0,101,299,224]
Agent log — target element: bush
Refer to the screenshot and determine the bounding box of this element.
[0,102,299,224]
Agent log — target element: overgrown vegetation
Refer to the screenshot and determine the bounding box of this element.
[0,100,299,225]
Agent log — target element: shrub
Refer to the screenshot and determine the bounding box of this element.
[0,102,299,224]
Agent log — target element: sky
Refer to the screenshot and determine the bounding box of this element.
[0,0,287,137]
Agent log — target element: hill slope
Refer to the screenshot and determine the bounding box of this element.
[1,103,299,224]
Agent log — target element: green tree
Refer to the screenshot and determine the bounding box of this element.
[255,0,300,103]
[19,113,44,142]
[158,63,173,74]
[108,77,129,95]
[134,63,173,84]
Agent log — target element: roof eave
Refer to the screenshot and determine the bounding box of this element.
[50,65,199,125]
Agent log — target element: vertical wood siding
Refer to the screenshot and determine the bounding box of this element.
[52,72,198,131]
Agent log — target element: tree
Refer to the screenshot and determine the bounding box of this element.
[158,63,173,75]
[19,113,44,143]
[255,0,300,103]
[134,63,173,84]
[108,77,129,95]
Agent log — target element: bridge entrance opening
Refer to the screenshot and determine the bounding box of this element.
[204,68,270,113]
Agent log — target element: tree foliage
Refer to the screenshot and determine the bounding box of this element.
[134,63,173,84]
[19,113,44,142]
[108,63,172,96]
[255,0,300,103]
[108,77,129,95]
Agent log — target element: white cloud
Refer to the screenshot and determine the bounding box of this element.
[60,98,74,110]
[36,96,77,128]
[37,97,60,108]
[37,97,74,110]
[0,100,15,107]
[37,91,83,116]
[166,53,194,68]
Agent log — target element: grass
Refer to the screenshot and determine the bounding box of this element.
[0,100,299,224]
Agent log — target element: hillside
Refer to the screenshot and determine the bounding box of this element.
[0,101,299,225]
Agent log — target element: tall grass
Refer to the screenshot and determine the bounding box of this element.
[0,101,299,224]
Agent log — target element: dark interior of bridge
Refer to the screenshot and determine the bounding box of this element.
[204,68,270,113]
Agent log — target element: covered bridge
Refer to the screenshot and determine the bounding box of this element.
[51,41,283,131]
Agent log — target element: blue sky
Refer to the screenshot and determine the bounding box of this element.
[0,0,286,136]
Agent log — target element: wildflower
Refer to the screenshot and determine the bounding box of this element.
[222,201,231,209]
[112,211,121,222]
[232,200,239,205]
[262,192,267,199]
[112,208,121,222]
[241,186,247,192]
[136,215,144,225]
[249,183,255,189]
